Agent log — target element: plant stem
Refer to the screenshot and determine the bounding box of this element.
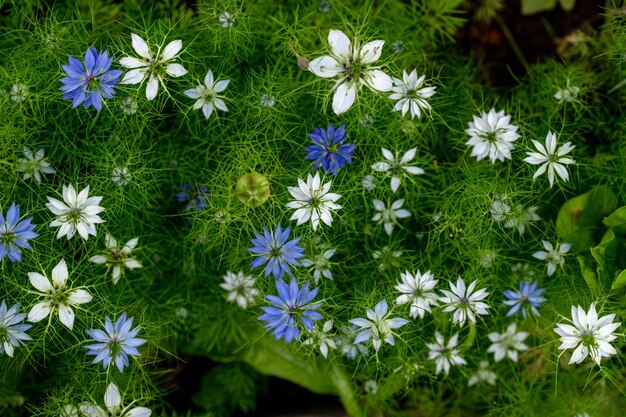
[332,366,366,417]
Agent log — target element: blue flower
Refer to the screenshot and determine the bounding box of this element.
[349,299,408,352]
[258,278,323,343]
[503,281,546,317]
[248,225,304,279]
[0,300,32,357]
[176,182,209,211]
[60,47,122,111]
[84,312,147,372]
[304,124,356,175]
[0,203,38,262]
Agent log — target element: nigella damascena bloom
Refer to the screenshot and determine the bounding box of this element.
[119,33,187,101]
[258,278,323,343]
[85,312,146,372]
[0,203,38,262]
[304,124,356,175]
[308,29,393,114]
[248,224,304,280]
[465,108,520,163]
[60,47,122,111]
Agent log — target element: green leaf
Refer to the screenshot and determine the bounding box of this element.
[604,206,626,235]
[556,187,617,253]
[611,269,626,291]
[521,0,557,15]
[590,229,618,285]
[558,0,577,11]
[238,337,337,395]
[577,255,600,294]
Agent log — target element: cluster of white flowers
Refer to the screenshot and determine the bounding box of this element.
[308,30,435,117]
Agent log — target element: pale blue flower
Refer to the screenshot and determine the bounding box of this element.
[85,312,146,372]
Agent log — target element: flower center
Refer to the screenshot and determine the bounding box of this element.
[1,232,15,245]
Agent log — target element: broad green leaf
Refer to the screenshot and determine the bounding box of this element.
[577,255,599,294]
[521,0,556,15]
[558,0,577,11]
[238,337,337,394]
[611,269,626,291]
[604,206,626,235]
[556,187,617,253]
[590,229,618,285]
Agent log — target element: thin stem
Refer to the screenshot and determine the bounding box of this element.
[493,13,529,70]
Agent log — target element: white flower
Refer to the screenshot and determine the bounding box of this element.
[532,240,570,277]
[371,148,424,193]
[80,382,151,417]
[183,69,230,119]
[439,277,490,327]
[395,270,439,319]
[361,174,376,191]
[259,93,276,107]
[218,11,235,28]
[349,299,409,352]
[426,332,467,375]
[89,234,143,284]
[10,83,29,102]
[465,108,520,163]
[523,131,575,188]
[487,323,528,362]
[46,185,105,240]
[317,0,331,12]
[27,259,92,330]
[389,70,436,119]
[363,380,378,394]
[303,319,336,358]
[60,405,79,417]
[111,166,131,186]
[308,29,393,114]
[554,80,580,103]
[391,40,404,54]
[219,271,258,309]
[286,173,342,231]
[554,304,621,365]
[120,97,138,115]
[302,248,336,284]
[119,33,187,101]
[468,361,497,386]
[490,195,540,235]
[17,147,55,183]
[371,246,402,272]
[358,114,373,127]
[371,199,411,235]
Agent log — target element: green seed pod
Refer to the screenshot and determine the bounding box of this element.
[236,172,270,208]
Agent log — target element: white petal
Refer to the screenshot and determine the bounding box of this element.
[165,63,187,77]
[328,29,351,62]
[131,33,151,59]
[308,56,343,78]
[28,272,52,292]
[104,382,122,412]
[332,82,357,115]
[359,40,384,64]
[51,259,69,288]
[120,68,147,85]
[69,289,93,305]
[119,57,147,69]
[161,39,182,61]
[363,70,393,92]
[58,304,75,329]
[28,302,51,322]
[146,75,159,101]
[90,255,107,264]
[126,408,152,417]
